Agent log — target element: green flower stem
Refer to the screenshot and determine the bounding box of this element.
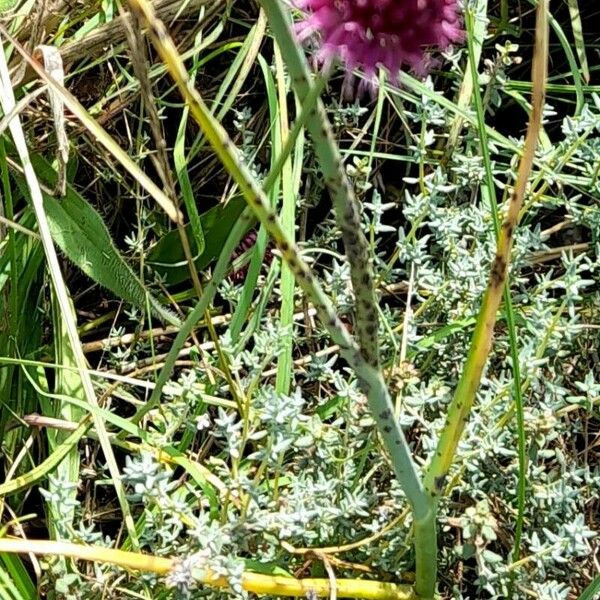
[421,2,548,570]
[423,0,547,500]
[259,0,380,368]
[414,6,547,594]
[255,2,437,596]
[464,7,527,568]
[127,0,428,529]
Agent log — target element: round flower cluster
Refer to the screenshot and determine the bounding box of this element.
[296,0,463,84]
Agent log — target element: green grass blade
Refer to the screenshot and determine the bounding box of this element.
[174,97,205,257]
[0,419,91,497]
[578,575,600,600]
[45,296,84,540]
[0,553,35,599]
[228,53,280,343]
[566,0,590,84]
[274,45,301,395]
[0,39,138,548]
[542,0,585,115]
[464,7,528,566]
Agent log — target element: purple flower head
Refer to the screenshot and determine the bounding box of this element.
[296,0,463,87]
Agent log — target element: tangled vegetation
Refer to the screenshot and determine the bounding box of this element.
[0,1,598,599]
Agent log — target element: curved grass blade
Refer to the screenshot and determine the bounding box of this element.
[0,418,91,497]
[0,39,139,548]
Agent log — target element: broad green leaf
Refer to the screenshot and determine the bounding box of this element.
[147,195,249,284]
[0,0,18,13]
[12,153,181,327]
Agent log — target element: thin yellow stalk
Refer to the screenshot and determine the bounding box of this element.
[0,539,416,600]
[423,0,549,497]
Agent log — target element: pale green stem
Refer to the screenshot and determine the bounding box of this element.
[127,0,427,523]
[259,0,380,368]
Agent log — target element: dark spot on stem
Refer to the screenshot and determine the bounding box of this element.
[434,474,446,493]
[344,205,356,222]
[360,298,373,311]
[502,221,514,239]
[490,255,506,287]
[379,409,392,420]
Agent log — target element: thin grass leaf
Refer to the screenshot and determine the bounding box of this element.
[227,53,280,343]
[0,554,35,600]
[566,0,590,84]
[578,574,600,600]
[274,44,300,396]
[44,296,84,541]
[0,37,139,548]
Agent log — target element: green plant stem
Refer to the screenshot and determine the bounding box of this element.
[424,0,547,496]
[464,7,527,568]
[419,5,548,595]
[258,0,380,368]
[127,0,428,536]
